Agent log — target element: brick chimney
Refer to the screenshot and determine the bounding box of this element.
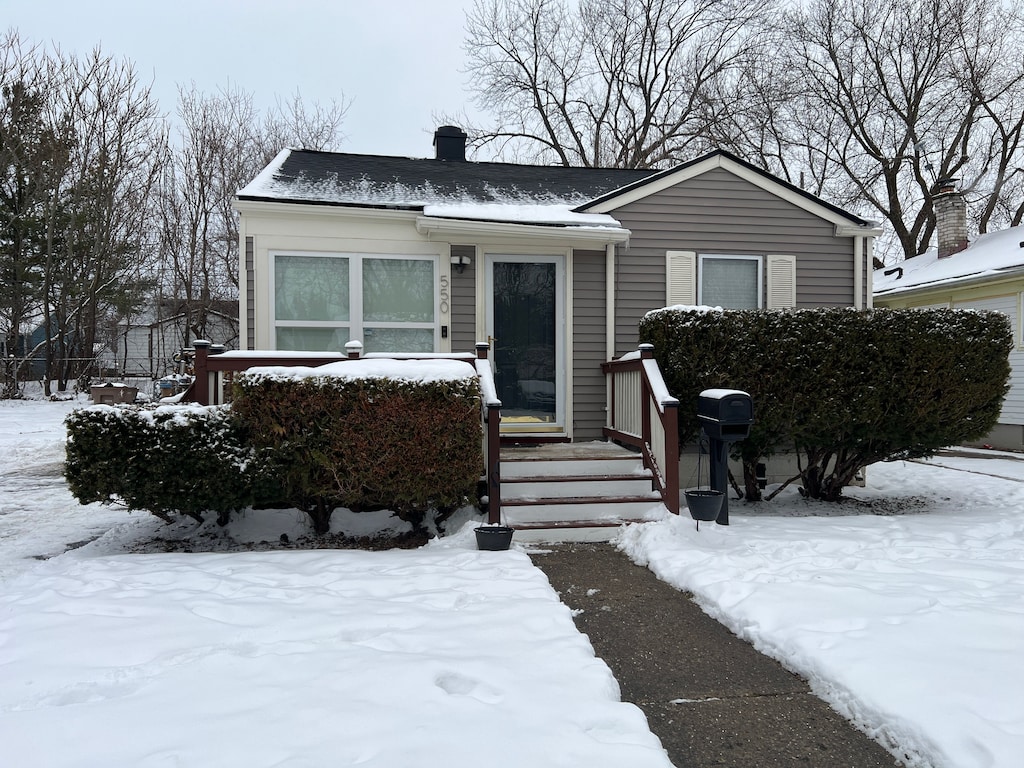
[933,178,968,259]
[433,125,467,162]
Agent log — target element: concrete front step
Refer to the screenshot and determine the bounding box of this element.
[506,508,669,543]
[503,475,656,500]
[502,456,649,479]
[496,441,669,539]
[502,498,666,524]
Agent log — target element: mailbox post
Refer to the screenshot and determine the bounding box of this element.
[696,389,754,525]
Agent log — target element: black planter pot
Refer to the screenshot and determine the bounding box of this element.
[475,525,515,551]
[684,489,724,522]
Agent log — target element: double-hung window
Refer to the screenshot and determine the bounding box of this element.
[273,252,437,353]
[666,251,796,309]
[698,254,763,309]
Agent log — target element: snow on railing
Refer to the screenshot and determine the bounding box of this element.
[602,344,680,515]
[474,343,502,524]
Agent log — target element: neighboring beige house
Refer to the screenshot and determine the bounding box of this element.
[874,181,1024,449]
[235,127,882,443]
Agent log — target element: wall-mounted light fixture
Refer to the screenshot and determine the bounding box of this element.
[450,254,472,274]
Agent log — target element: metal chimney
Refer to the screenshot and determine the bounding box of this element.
[433,125,467,162]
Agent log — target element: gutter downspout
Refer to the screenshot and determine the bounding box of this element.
[606,243,616,433]
[853,236,864,309]
[606,243,616,361]
[865,237,875,308]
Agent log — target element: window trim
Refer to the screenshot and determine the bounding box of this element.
[270,250,440,352]
[697,253,764,309]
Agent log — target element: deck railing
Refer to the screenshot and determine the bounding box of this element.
[185,340,502,523]
[473,344,503,524]
[602,344,680,515]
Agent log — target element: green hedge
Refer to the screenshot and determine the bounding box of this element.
[65,403,260,524]
[232,365,483,534]
[640,307,1012,500]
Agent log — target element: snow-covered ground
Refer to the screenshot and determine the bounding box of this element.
[0,396,670,768]
[620,455,1024,768]
[2,397,1023,767]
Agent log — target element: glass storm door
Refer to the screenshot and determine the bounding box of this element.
[486,255,565,432]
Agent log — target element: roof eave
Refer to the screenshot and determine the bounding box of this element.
[579,150,875,232]
[415,215,630,244]
[874,264,1024,299]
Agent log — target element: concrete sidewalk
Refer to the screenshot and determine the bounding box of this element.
[531,543,901,767]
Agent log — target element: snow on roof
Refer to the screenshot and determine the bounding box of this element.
[243,175,461,207]
[874,225,1024,296]
[237,147,291,199]
[423,202,621,228]
[242,358,478,385]
[236,148,653,210]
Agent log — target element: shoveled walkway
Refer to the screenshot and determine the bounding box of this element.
[530,543,901,768]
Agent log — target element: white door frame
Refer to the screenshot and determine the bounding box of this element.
[484,253,567,433]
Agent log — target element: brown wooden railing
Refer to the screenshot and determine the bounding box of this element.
[602,344,680,515]
[473,343,503,524]
[184,340,502,524]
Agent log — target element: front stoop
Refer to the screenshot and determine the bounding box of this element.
[498,443,669,542]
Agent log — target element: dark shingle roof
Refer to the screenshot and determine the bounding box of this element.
[237,149,656,208]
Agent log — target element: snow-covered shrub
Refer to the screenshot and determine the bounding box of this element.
[232,363,482,535]
[65,404,265,524]
[641,307,1012,501]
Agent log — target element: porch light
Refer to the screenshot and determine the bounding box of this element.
[451,254,471,274]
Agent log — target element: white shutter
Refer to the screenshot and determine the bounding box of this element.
[666,250,697,306]
[766,254,797,309]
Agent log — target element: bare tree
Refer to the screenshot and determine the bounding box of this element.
[156,83,346,354]
[462,0,771,167]
[40,46,166,393]
[772,0,1024,260]
[1,32,347,397]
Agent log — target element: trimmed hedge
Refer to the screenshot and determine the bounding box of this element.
[640,307,1012,500]
[232,367,483,534]
[65,404,261,524]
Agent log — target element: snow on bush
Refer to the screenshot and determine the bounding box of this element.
[231,363,483,535]
[65,403,262,525]
[641,306,1012,500]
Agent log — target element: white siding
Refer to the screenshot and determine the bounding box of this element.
[953,294,1024,425]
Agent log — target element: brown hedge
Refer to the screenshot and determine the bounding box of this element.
[232,371,483,533]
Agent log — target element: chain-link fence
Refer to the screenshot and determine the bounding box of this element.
[1,354,192,401]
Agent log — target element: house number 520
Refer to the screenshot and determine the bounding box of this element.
[439,275,450,315]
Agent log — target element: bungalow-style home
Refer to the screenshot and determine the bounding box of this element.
[234,126,882,444]
[874,180,1024,450]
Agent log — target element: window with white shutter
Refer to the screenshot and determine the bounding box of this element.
[665,250,696,306]
[766,254,797,309]
[698,254,762,309]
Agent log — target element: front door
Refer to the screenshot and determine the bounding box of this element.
[486,255,565,433]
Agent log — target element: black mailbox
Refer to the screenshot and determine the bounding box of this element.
[694,388,754,527]
[697,389,754,440]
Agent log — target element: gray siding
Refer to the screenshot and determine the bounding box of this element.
[572,250,608,440]
[610,167,859,355]
[450,244,477,353]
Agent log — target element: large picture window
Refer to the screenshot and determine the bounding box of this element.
[272,252,437,353]
[698,254,762,309]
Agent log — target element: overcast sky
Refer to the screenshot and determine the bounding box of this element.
[4,0,481,158]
